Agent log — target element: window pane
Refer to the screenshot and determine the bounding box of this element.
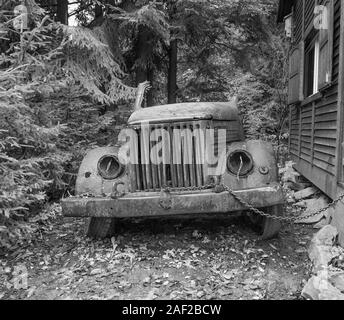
[305,47,315,96]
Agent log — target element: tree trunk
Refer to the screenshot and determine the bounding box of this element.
[168,39,178,104]
[135,28,154,107]
[56,0,68,25]
[95,4,103,19]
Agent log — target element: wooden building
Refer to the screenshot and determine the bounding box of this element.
[278,0,344,243]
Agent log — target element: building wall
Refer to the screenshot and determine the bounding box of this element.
[289,0,342,200]
[286,0,344,244]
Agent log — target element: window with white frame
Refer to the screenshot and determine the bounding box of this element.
[287,0,333,104]
[304,32,320,97]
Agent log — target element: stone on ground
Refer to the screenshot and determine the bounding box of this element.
[296,198,331,224]
[330,273,344,292]
[280,161,300,183]
[294,200,307,208]
[308,244,334,273]
[285,181,311,192]
[331,200,344,247]
[313,218,328,229]
[311,225,338,246]
[294,187,318,201]
[308,225,338,273]
[302,274,344,300]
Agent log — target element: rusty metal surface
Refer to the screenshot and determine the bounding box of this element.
[128,100,239,125]
[62,183,284,218]
[127,127,273,193]
[67,101,283,221]
[71,139,280,199]
[222,140,279,190]
[75,147,130,196]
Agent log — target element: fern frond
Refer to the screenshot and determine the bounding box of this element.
[110,3,170,44]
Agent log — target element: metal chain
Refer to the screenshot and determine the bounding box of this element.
[162,183,344,224]
[223,185,344,223]
[162,184,216,193]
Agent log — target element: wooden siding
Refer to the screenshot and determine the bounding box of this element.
[294,0,303,43]
[332,0,341,82]
[288,46,302,103]
[304,0,315,32]
[290,105,300,157]
[289,0,341,198]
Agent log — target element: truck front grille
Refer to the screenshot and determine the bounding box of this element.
[130,123,208,191]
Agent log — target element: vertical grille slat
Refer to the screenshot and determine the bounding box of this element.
[195,124,204,187]
[201,122,208,184]
[182,125,191,187]
[152,127,162,188]
[146,130,153,190]
[130,131,139,191]
[169,125,178,188]
[174,126,184,187]
[140,126,151,190]
[157,127,164,188]
[151,127,159,190]
[135,129,142,191]
[161,127,169,187]
[188,125,197,187]
[135,159,142,191]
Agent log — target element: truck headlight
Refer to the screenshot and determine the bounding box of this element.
[98,155,124,180]
[227,150,254,177]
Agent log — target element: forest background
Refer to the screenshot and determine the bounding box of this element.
[0,0,289,250]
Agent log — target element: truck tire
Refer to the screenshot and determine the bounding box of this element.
[260,205,283,240]
[85,218,116,239]
[245,204,283,240]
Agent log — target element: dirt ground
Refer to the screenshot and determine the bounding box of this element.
[0,206,315,300]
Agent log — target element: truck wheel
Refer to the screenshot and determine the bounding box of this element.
[260,205,283,240]
[245,204,283,240]
[85,218,116,239]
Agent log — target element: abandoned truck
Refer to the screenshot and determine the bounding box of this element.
[62,84,285,240]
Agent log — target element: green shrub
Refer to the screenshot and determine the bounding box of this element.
[0,2,135,250]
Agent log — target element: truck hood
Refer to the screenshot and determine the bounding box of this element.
[128,100,239,125]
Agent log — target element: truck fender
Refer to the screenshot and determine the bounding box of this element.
[75,147,129,196]
[222,140,279,190]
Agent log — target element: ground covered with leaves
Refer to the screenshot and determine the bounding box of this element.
[0,203,315,300]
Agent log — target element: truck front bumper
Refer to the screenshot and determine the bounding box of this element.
[61,184,285,218]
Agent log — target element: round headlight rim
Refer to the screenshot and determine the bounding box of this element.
[226,149,254,177]
[97,155,125,180]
